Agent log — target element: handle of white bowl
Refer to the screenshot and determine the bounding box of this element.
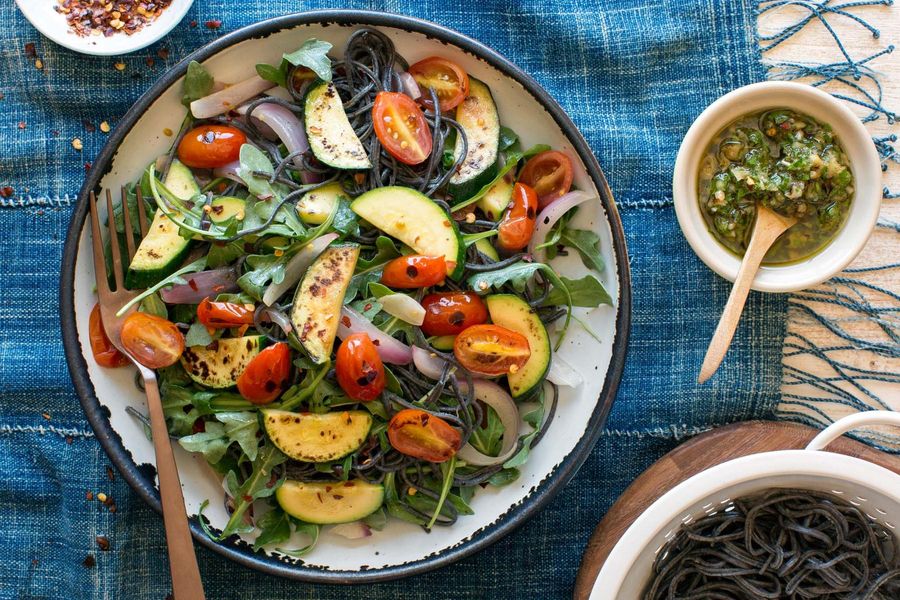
[806,411,900,451]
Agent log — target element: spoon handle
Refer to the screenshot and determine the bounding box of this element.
[698,207,792,383]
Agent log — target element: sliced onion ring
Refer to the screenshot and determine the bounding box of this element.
[397,71,422,100]
[457,380,520,466]
[380,294,425,326]
[337,306,413,365]
[331,521,372,540]
[159,267,239,304]
[262,233,338,306]
[212,159,243,184]
[546,354,583,387]
[190,75,275,119]
[412,346,447,380]
[528,191,595,262]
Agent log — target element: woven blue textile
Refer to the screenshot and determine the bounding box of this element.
[0,1,784,598]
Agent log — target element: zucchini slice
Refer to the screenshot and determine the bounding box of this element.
[180,335,266,389]
[261,409,372,462]
[276,480,384,525]
[296,181,348,225]
[125,209,192,288]
[208,196,246,224]
[350,186,465,279]
[477,177,514,221]
[290,245,360,363]
[485,294,551,398]
[448,78,500,201]
[304,81,371,170]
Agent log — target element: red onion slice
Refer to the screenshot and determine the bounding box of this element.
[528,191,595,262]
[331,522,372,540]
[337,306,413,365]
[397,71,422,100]
[158,268,239,304]
[457,380,520,466]
[262,233,338,306]
[212,159,243,184]
[412,346,447,380]
[546,354,583,387]
[190,75,275,119]
[237,102,309,156]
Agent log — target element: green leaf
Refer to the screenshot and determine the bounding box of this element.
[345,236,402,303]
[237,253,288,301]
[255,61,288,88]
[333,197,360,238]
[159,382,200,436]
[237,145,277,201]
[178,422,230,464]
[462,230,498,246]
[139,293,168,319]
[366,282,393,299]
[467,260,542,294]
[469,405,503,457]
[283,39,333,82]
[206,240,245,268]
[277,521,320,557]
[253,507,292,551]
[184,321,213,347]
[116,257,208,316]
[488,467,520,487]
[541,275,612,308]
[182,61,214,107]
[215,412,261,461]
[428,456,456,529]
[498,126,519,152]
[560,228,605,273]
[218,444,287,540]
[450,144,550,212]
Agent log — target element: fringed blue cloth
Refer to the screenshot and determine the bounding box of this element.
[0,0,891,597]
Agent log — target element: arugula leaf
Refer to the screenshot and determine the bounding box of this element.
[253,507,292,551]
[450,144,550,212]
[366,282,393,299]
[560,228,605,273]
[237,253,288,301]
[488,467,520,487]
[498,126,519,152]
[541,275,612,308]
[159,382,200,436]
[139,293,168,319]
[217,444,287,540]
[182,61,214,107]
[283,39,333,82]
[178,411,260,464]
[467,261,543,294]
[116,257,208,316]
[462,230,498,246]
[256,60,290,88]
[469,405,503,457]
[206,240,245,268]
[350,298,383,319]
[534,207,576,252]
[276,521,320,557]
[332,197,360,238]
[184,321,214,347]
[428,456,456,529]
[237,145,277,201]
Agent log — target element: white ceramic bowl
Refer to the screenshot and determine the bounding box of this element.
[673,81,882,293]
[591,411,900,599]
[16,0,194,56]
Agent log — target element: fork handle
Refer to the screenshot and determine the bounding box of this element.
[145,376,206,600]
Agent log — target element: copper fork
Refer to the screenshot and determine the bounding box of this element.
[89,188,206,600]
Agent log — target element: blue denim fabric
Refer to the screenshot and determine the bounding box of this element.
[0,1,783,598]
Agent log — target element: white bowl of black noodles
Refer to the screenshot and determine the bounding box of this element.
[591,411,900,600]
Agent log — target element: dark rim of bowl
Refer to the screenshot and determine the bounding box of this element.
[59,9,632,583]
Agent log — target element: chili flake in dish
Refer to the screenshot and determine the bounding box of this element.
[54,0,173,38]
[698,109,853,264]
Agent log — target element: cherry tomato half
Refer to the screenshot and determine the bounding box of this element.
[420,292,488,337]
[373,92,433,166]
[381,255,447,289]
[517,150,574,209]
[89,303,129,368]
[408,57,470,112]
[388,409,462,463]
[120,312,185,369]
[197,298,255,329]
[237,342,292,405]
[336,333,386,402]
[497,183,538,252]
[176,125,247,169]
[453,324,531,376]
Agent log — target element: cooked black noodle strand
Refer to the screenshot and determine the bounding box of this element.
[464,253,526,272]
[643,488,900,600]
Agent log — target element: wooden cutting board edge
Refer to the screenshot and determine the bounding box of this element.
[573,420,900,600]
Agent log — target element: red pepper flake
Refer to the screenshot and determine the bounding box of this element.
[24,43,37,58]
[0,187,13,198]
[17,122,26,130]
[55,1,175,38]
[96,536,110,551]
[157,47,170,60]
[51,130,60,137]
[41,412,51,421]
[145,57,155,68]
[205,20,222,30]
[83,119,96,133]
[106,466,115,482]
[190,20,198,28]
[82,554,96,568]
[86,491,94,501]
[84,162,92,173]
[65,436,73,445]
[0,92,5,101]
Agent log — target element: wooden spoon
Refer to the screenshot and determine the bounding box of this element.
[698,204,797,383]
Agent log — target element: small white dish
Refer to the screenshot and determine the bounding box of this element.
[16,0,194,56]
[673,81,882,293]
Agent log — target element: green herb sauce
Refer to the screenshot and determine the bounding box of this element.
[698,109,853,264]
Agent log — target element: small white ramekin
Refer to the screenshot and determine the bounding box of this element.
[673,81,882,293]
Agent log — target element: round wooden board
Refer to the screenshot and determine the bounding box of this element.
[573,420,900,600]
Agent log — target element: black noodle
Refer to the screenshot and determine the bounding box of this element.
[643,488,900,600]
